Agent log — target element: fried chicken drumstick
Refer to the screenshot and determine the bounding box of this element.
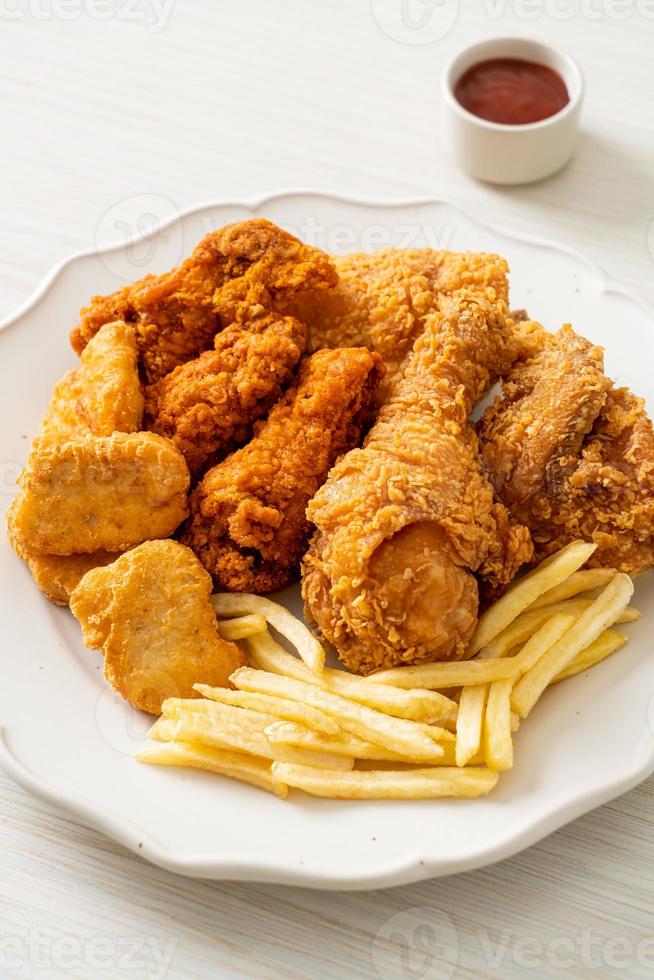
[479,325,654,574]
[302,291,533,675]
[72,219,336,382]
[182,347,382,593]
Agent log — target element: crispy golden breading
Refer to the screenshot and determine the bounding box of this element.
[145,313,307,474]
[7,432,190,556]
[286,248,510,403]
[302,291,533,675]
[182,347,383,593]
[70,540,245,714]
[479,326,654,574]
[71,219,337,383]
[40,321,143,442]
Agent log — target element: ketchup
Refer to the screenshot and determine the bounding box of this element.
[454,58,569,126]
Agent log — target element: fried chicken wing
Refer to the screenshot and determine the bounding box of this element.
[72,219,337,382]
[8,432,189,556]
[40,320,143,441]
[479,326,654,574]
[70,540,245,714]
[302,291,533,675]
[182,347,383,593]
[145,313,307,474]
[285,248,510,403]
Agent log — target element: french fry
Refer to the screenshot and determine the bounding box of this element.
[268,743,354,771]
[133,547,640,800]
[552,630,627,683]
[419,724,456,744]
[193,683,341,735]
[455,684,488,767]
[526,569,615,610]
[366,658,521,690]
[468,540,597,655]
[160,699,276,730]
[511,574,634,718]
[230,667,446,761]
[477,600,638,661]
[135,741,288,797]
[265,721,447,764]
[484,679,513,771]
[271,762,499,799]
[511,613,577,673]
[216,614,267,641]
[211,592,325,675]
[246,631,457,726]
[151,713,274,756]
[151,708,352,769]
[436,744,485,767]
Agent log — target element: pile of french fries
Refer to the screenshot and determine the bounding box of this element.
[135,541,639,800]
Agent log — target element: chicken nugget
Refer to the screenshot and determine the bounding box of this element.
[26,551,120,605]
[40,320,143,441]
[70,540,245,714]
[7,432,189,556]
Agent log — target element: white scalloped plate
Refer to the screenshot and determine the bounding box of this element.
[2,194,654,890]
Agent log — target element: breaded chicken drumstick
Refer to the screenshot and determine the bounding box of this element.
[302,291,533,675]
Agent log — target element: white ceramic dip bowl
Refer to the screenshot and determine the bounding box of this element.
[442,37,584,185]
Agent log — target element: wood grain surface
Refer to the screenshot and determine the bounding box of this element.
[1,3,653,977]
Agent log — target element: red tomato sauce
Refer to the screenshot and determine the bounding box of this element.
[454,58,569,126]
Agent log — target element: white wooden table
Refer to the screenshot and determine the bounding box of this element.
[1,4,653,977]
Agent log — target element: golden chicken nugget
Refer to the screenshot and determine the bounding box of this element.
[40,320,143,441]
[7,518,120,605]
[70,540,245,714]
[7,432,189,556]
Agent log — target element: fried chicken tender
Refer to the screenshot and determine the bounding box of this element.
[286,248,509,403]
[8,432,189,556]
[479,325,654,574]
[71,219,337,383]
[70,540,245,714]
[302,290,533,675]
[145,313,307,474]
[40,320,144,441]
[182,347,383,593]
